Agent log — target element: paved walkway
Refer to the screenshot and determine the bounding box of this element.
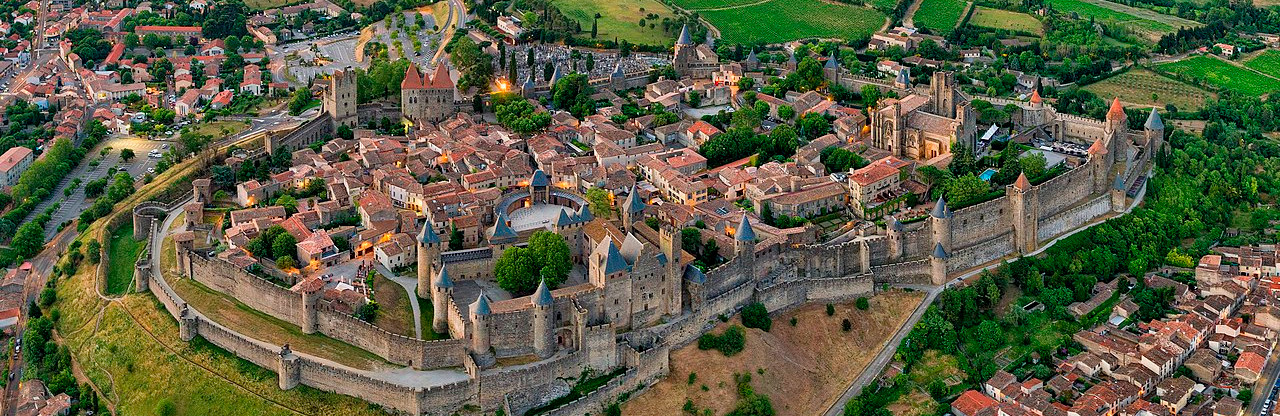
[374,263,423,339]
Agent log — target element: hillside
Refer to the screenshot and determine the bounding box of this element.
[622,290,926,416]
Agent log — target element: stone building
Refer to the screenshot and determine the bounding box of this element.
[401,63,456,126]
[672,25,718,79]
[324,67,357,129]
[868,71,977,162]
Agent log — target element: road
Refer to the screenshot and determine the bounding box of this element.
[822,169,1152,416]
[0,225,78,416]
[1247,348,1280,416]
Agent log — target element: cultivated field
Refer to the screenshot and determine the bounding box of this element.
[969,6,1043,34]
[1082,69,1215,110]
[552,0,678,45]
[621,290,926,416]
[1157,55,1280,97]
[1046,0,1199,40]
[670,0,763,10]
[913,0,968,32]
[699,0,887,44]
[1245,49,1280,79]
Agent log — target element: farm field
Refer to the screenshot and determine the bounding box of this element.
[552,0,679,45]
[670,0,763,10]
[1082,69,1215,111]
[969,6,1043,34]
[700,0,887,44]
[1046,0,1199,40]
[873,0,901,11]
[913,0,968,33]
[1244,49,1280,79]
[622,290,925,416]
[1157,55,1280,97]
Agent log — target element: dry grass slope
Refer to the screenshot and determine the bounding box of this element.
[622,290,925,416]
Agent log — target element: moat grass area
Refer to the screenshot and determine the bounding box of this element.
[170,274,391,370]
[1244,49,1280,79]
[1157,55,1280,97]
[105,225,143,295]
[1082,68,1215,111]
[57,239,384,414]
[968,7,1043,34]
[1044,0,1199,39]
[622,290,924,416]
[371,274,417,338]
[551,0,678,46]
[418,295,450,340]
[913,0,968,33]
[699,0,887,44]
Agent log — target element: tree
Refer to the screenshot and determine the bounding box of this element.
[948,144,978,176]
[120,148,135,162]
[449,225,463,250]
[797,113,830,139]
[289,89,314,115]
[272,232,298,263]
[276,255,296,270]
[11,222,43,259]
[777,105,795,121]
[973,320,1005,351]
[493,93,552,134]
[85,240,101,264]
[1020,152,1048,179]
[494,231,571,293]
[585,188,614,218]
[591,18,598,38]
[277,195,298,215]
[552,73,595,118]
[856,297,869,310]
[741,302,771,331]
[945,173,991,206]
[202,0,249,39]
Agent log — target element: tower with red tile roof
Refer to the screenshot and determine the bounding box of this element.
[400,62,456,127]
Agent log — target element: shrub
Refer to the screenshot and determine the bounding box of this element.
[156,399,176,416]
[826,303,835,316]
[856,297,870,310]
[697,325,746,356]
[789,317,797,326]
[842,319,852,332]
[741,302,771,332]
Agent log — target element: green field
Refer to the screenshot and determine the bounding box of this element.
[913,0,968,32]
[1158,55,1280,97]
[552,0,679,45]
[106,225,143,295]
[670,0,763,10]
[1046,0,1198,40]
[1082,69,1215,111]
[1245,50,1280,79]
[700,0,887,44]
[969,6,1043,34]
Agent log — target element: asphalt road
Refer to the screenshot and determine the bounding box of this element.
[0,225,77,416]
[25,137,166,241]
[1247,350,1280,416]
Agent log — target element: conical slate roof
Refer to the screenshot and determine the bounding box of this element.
[787,51,797,65]
[532,278,554,306]
[556,208,573,227]
[896,68,910,86]
[625,186,646,214]
[930,196,949,218]
[522,73,537,91]
[600,238,631,275]
[1029,89,1042,105]
[736,213,757,242]
[418,221,440,244]
[530,169,550,187]
[575,204,593,222]
[887,215,904,232]
[745,49,759,64]
[612,61,625,78]
[549,65,564,86]
[1145,107,1164,131]
[677,24,692,46]
[825,51,839,70]
[932,243,949,259]
[471,293,492,316]
[490,211,517,240]
[1087,139,1108,155]
[434,265,454,289]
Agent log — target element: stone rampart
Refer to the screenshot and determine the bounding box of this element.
[756,275,875,312]
[949,232,1015,272]
[951,196,1011,248]
[1036,193,1111,242]
[187,253,302,326]
[870,259,932,284]
[1037,165,1095,218]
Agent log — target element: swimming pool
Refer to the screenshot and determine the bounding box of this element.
[979,168,997,181]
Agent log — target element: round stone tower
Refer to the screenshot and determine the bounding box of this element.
[531,279,554,359]
[431,265,454,334]
[416,222,442,299]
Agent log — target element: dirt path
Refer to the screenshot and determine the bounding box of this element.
[902,0,925,28]
[955,1,974,29]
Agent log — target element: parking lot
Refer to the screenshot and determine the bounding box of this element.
[28,136,167,240]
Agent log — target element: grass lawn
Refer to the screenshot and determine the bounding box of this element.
[1244,49,1280,79]
[908,350,965,387]
[190,120,250,141]
[1046,0,1198,39]
[670,0,763,10]
[106,225,144,295]
[371,275,416,338]
[1082,69,1216,111]
[552,0,679,46]
[969,7,1043,34]
[700,0,887,44]
[1157,56,1280,97]
[244,0,302,10]
[913,0,968,33]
